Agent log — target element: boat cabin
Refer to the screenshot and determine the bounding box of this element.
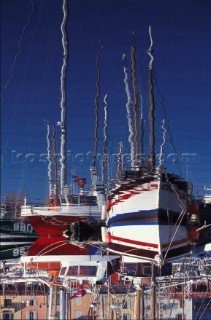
[59,255,120,287]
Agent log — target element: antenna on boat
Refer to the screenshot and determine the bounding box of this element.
[131,46,140,168]
[148,25,156,172]
[59,0,68,196]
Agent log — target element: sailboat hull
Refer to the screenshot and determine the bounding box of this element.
[106,174,192,263]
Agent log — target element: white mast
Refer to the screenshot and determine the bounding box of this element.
[47,123,53,197]
[102,94,108,188]
[59,0,68,195]
[123,60,135,167]
[148,25,156,172]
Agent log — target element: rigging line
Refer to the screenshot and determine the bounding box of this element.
[32,239,67,257]
[162,179,187,263]
[194,297,207,320]
[59,0,69,194]
[123,61,135,167]
[1,0,35,106]
[93,41,104,172]
[163,209,187,263]
[31,240,67,259]
[131,46,139,167]
[196,223,211,231]
[198,300,211,320]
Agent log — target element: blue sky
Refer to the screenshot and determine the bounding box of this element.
[1,0,211,202]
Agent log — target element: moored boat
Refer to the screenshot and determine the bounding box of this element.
[104,27,199,267]
[0,218,38,260]
[20,0,104,237]
[21,188,103,236]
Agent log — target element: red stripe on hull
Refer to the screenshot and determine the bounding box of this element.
[108,243,158,260]
[110,234,158,249]
[111,189,151,207]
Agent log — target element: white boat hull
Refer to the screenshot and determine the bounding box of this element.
[106,173,192,263]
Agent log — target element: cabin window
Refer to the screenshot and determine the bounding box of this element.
[127,270,136,276]
[67,266,78,276]
[143,266,151,276]
[56,276,63,283]
[79,266,97,276]
[60,267,66,276]
[48,275,54,282]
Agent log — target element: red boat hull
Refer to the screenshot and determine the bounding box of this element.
[27,215,89,236]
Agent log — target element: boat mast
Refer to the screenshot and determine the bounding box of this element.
[148,26,156,172]
[102,94,108,188]
[117,141,123,180]
[59,0,68,195]
[123,61,135,167]
[52,126,58,205]
[131,46,140,168]
[47,123,53,197]
[92,41,103,188]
